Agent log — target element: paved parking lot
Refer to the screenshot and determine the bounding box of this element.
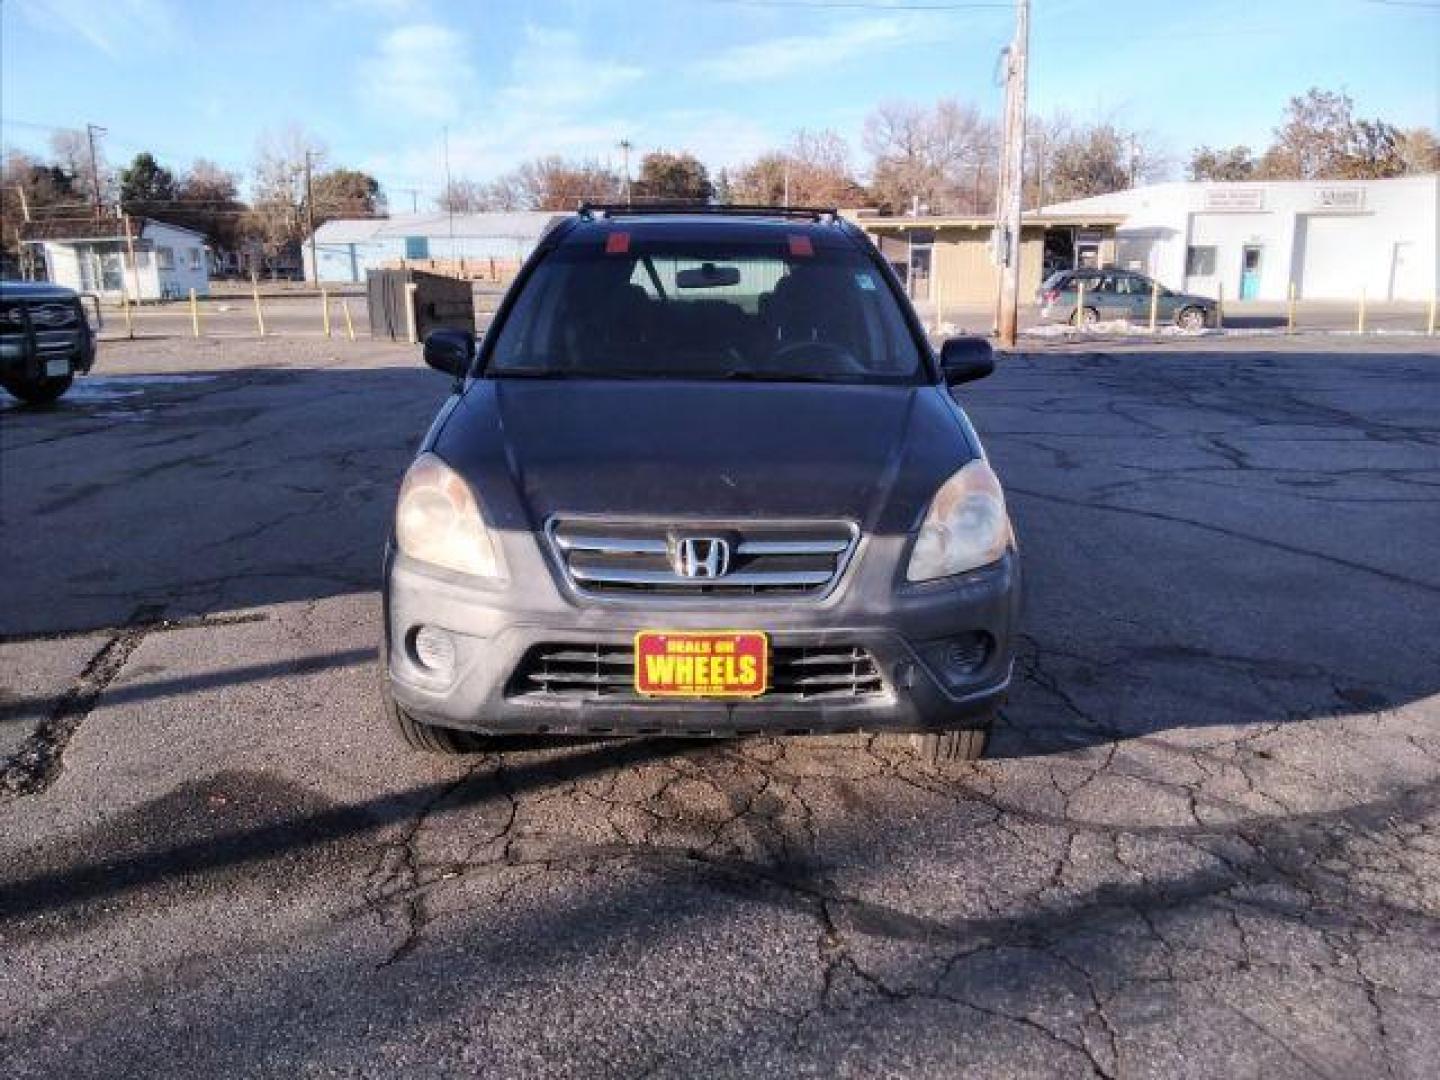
[2,335,1438,1077]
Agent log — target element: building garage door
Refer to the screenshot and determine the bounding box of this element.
[1295,214,1367,299]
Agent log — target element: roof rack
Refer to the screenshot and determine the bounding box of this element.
[577,202,840,222]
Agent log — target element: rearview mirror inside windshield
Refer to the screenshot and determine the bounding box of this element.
[676,262,741,289]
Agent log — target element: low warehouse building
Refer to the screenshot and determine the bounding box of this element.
[1043,174,1438,302]
[303,212,561,284]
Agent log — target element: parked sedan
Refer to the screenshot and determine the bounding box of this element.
[1037,269,1216,330]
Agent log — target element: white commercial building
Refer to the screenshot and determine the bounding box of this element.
[303,212,560,284]
[22,216,210,301]
[1044,175,1437,302]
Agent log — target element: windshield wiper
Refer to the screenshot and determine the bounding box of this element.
[714,370,857,383]
[491,368,657,380]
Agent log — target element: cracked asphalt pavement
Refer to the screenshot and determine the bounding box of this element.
[2,335,1438,1078]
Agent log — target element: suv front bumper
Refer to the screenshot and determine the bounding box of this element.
[384,542,1021,737]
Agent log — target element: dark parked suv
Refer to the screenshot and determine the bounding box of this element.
[382,206,1021,761]
[0,281,97,403]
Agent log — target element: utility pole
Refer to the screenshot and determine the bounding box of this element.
[996,0,1030,348]
[618,139,633,205]
[304,150,318,285]
[85,123,106,216]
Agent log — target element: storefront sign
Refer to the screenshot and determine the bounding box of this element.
[1203,188,1265,212]
[1314,186,1365,211]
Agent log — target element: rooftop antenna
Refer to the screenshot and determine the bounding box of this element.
[618,139,634,206]
[443,127,455,242]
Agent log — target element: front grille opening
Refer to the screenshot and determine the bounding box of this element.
[549,519,856,599]
[508,643,886,703]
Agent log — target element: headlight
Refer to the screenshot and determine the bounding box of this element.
[395,453,504,579]
[906,460,1011,582]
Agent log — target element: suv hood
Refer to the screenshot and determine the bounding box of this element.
[434,379,977,534]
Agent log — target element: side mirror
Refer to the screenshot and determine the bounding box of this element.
[423,328,475,378]
[939,336,995,386]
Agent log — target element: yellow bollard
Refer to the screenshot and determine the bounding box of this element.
[1357,289,1366,334]
[932,259,943,338]
[1287,281,1296,334]
[321,287,332,338]
[1075,280,1087,329]
[1148,280,1160,333]
[1216,282,1225,329]
[404,282,419,344]
[342,298,356,341]
[121,294,134,340]
[189,288,201,338]
[251,275,266,337]
[1429,293,1437,336]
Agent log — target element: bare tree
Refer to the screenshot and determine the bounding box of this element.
[1188,145,1258,182]
[1395,127,1440,175]
[863,99,997,214]
[1039,118,1163,201]
[48,128,110,205]
[633,152,712,203]
[437,178,529,212]
[245,126,327,268]
[171,159,246,250]
[732,129,864,207]
[1255,88,1407,180]
[437,179,488,213]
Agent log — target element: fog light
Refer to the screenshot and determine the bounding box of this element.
[411,625,456,676]
[945,638,987,671]
[920,633,992,690]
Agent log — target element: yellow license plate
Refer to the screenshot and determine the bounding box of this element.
[634,631,768,697]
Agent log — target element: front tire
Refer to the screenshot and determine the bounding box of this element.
[2,373,74,404]
[1177,306,1206,331]
[382,678,490,754]
[1070,306,1099,328]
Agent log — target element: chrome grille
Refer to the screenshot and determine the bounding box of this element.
[27,302,79,329]
[548,518,857,598]
[509,643,885,701]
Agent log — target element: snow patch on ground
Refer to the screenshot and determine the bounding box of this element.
[62,374,219,404]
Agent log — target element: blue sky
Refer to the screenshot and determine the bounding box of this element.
[2,0,1436,204]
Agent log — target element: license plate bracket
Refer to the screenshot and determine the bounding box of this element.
[634,631,768,698]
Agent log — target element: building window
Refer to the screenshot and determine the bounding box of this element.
[157,246,175,271]
[1185,245,1217,277]
[187,248,202,271]
[404,236,429,260]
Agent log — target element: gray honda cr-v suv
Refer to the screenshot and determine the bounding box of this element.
[382,205,1020,761]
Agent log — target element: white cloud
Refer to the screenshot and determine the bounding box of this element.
[364,24,648,189]
[695,16,941,82]
[638,110,778,170]
[496,26,645,115]
[362,22,475,123]
[16,0,179,57]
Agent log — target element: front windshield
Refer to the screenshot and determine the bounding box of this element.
[485,232,926,383]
